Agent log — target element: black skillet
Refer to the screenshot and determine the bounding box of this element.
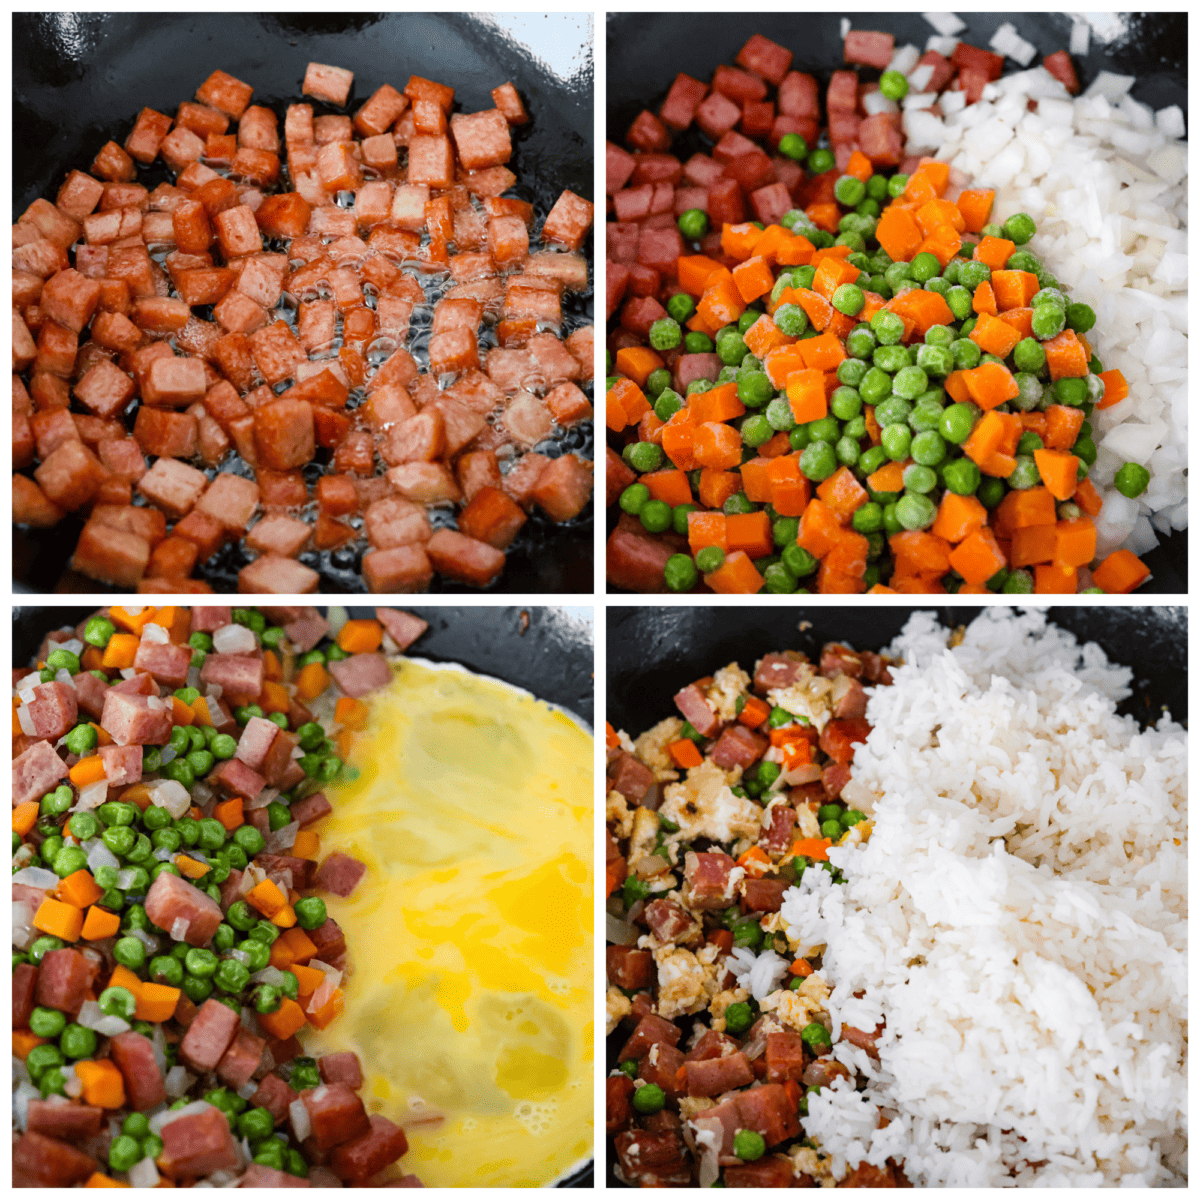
[605,12,1187,593]
[605,602,1185,1184]
[13,12,594,595]
[14,603,595,1187]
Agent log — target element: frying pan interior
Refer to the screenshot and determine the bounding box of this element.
[15,603,595,1187]
[13,13,594,595]
[605,12,1187,592]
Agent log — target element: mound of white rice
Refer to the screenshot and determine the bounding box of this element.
[782,609,1187,1186]
[905,46,1187,561]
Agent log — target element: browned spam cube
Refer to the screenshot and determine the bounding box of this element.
[70,520,150,587]
[142,355,207,408]
[14,411,36,470]
[466,166,517,197]
[194,471,260,533]
[432,297,483,336]
[406,135,455,189]
[505,280,562,325]
[172,199,214,254]
[354,84,408,137]
[250,321,306,387]
[196,70,254,121]
[360,133,398,171]
[541,189,595,252]
[449,109,512,171]
[146,536,200,580]
[255,192,312,240]
[313,114,353,144]
[106,243,156,298]
[425,529,506,588]
[178,100,231,138]
[380,410,445,468]
[173,508,228,562]
[491,82,529,125]
[36,322,79,377]
[502,452,552,508]
[159,126,206,173]
[545,381,593,426]
[362,544,433,594]
[528,332,582,388]
[133,408,199,459]
[194,405,232,466]
[237,255,288,309]
[73,359,136,419]
[56,170,106,219]
[427,396,485,456]
[214,205,263,258]
[245,514,311,557]
[175,268,235,308]
[253,398,315,471]
[363,495,433,549]
[125,107,173,164]
[29,410,79,462]
[412,98,447,136]
[565,326,594,381]
[238,554,319,594]
[364,346,418,395]
[13,312,37,371]
[90,503,167,548]
[362,383,416,433]
[428,328,480,377]
[137,456,208,519]
[303,62,355,107]
[132,298,192,334]
[487,215,529,267]
[12,475,64,527]
[316,142,363,193]
[458,485,528,550]
[39,268,102,333]
[504,391,553,447]
[214,290,268,335]
[97,436,147,482]
[531,453,593,521]
[91,312,142,354]
[34,439,109,510]
[91,140,137,182]
[384,463,464,505]
[238,105,279,152]
[404,74,454,111]
[390,184,428,230]
[456,449,502,502]
[258,468,309,509]
[525,249,589,292]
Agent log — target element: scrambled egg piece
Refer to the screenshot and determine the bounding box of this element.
[762,973,832,1032]
[796,803,823,839]
[707,663,752,722]
[628,805,661,870]
[769,667,835,731]
[607,789,634,840]
[616,728,636,753]
[606,986,632,1035]
[761,911,802,953]
[654,945,718,1020]
[634,717,684,783]
[661,761,763,843]
[708,986,750,1033]
[790,1144,837,1187]
[679,1096,717,1120]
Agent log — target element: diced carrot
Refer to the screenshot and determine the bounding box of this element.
[767,456,811,517]
[1010,523,1058,567]
[190,697,212,727]
[997,306,1034,338]
[108,964,144,998]
[269,937,297,970]
[797,331,845,371]
[677,255,726,296]
[291,963,327,996]
[760,343,807,390]
[100,632,140,670]
[972,280,997,315]
[607,377,651,431]
[84,1172,130,1187]
[75,1059,126,1109]
[260,649,282,682]
[973,234,1015,270]
[67,754,107,789]
[740,458,774,504]
[1033,448,1080,501]
[705,550,765,594]
[1092,548,1150,594]
[875,205,922,262]
[1095,368,1128,410]
[660,412,698,470]
[687,510,727,555]
[795,287,833,331]
[865,460,906,494]
[174,854,211,880]
[789,837,832,862]
[1042,405,1085,451]
[689,381,744,425]
[956,188,995,233]
[305,987,344,1031]
[335,619,382,655]
[930,492,987,544]
[788,957,814,977]
[333,695,369,730]
[57,869,104,909]
[720,223,765,260]
[13,801,39,837]
[725,511,773,559]
[614,345,665,389]
[109,606,158,635]
[135,981,182,1023]
[816,465,868,519]
[990,269,1039,309]
[81,646,104,672]
[732,255,776,303]
[270,903,298,929]
[743,313,792,357]
[843,149,872,182]
[796,498,844,558]
[13,1030,48,1059]
[993,486,1056,535]
[246,878,287,918]
[258,996,308,1039]
[785,369,827,423]
[890,530,952,577]
[811,255,860,301]
[968,313,1020,359]
[641,469,693,507]
[737,696,771,729]
[737,845,771,876]
[170,696,194,727]
[804,202,841,235]
[1055,517,1096,568]
[258,680,290,714]
[34,897,84,942]
[291,830,321,860]
[885,287,953,336]
[280,925,318,964]
[1035,562,1078,593]
[81,906,121,941]
[697,272,746,327]
[696,468,741,511]
[1073,476,1103,517]
[1042,330,1089,380]
[668,738,702,772]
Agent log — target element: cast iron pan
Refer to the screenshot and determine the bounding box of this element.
[606,12,1187,593]
[15,603,594,1187]
[13,12,594,595]
[605,602,1185,1184]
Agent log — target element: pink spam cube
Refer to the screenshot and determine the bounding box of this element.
[406,136,455,188]
[449,110,511,171]
[137,457,208,519]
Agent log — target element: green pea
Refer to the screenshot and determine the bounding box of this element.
[831,283,864,316]
[677,208,708,240]
[59,1022,97,1060]
[684,330,714,354]
[109,1134,142,1173]
[182,974,213,1003]
[26,1043,66,1079]
[801,1021,832,1052]
[618,483,649,517]
[1031,304,1066,340]
[53,845,88,878]
[647,317,681,352]
[122,1112,151,1140]
[239,939,271,972]
[1113,462,1150,498]
[666,293,696,324]
[880,424,911,462]
[781,544,817,578]
[148,952,184,986]
[45,648,82,675]
[1002,212,1036,244]
[737,370,774,409]
[1003,569,1035,594]
[40,789,72,817]
[829,386,862,421]
[851,502,883,534]
[29,1006,67,1038]
[84,616,116,647]
[845,324,877,359]
[939,402,979,445]
[64,723,99,756]
[942,458,982,496]
[724,1001,754,1035]
[896,492,936,530]
[799,441,837,482]
[232,608,266,634]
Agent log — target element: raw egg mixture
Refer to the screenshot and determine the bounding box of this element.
[305,660,593,1186]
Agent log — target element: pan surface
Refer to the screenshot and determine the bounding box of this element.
[15,603,595,1187]
[605,12,1187,593]
[14,12,594,595]
[605,602,1185,1185]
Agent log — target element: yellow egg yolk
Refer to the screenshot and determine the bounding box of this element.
[303,660,593,1186]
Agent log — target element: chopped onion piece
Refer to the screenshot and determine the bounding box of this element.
[87,841,120,872]
[77,1000,106,1030]
[59,637,84,656]
[289,1098,312,1143]
[95,1015,133,1037]
[165,1065,193,1099]
[212,624,258,655]
[244,788,278,811]
[264,821,299,853]
[161,745,177,764]
[152,779,192,818]
[153,846,174,862]
[237,1080,259,1100]
[187,665,202,691]
[120,668,137,679]
[117,869,142,890]
[170,917,191,942]
[78,779,109,811]
[55,668,75,686]
[16,705,34,735]
[13,901,35,950]
[141,623,170,645]
[129,1158,160,1189]
[307,978,335,1015]
[16,676,39,703]
[607,911,639,947]
[12,865,57,890]
[228,948,250,966]
[326,606,348,635]
[250,966,288,988]
[151,1022,168,1075]
[13,1081,38,1131]
[922,11,964,36]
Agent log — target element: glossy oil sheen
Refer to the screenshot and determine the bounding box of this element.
[305,660,593,1186]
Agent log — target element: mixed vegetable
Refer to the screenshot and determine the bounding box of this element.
[605,29,1153,595]
[606,642,897,1186]
[13,603,427,1187]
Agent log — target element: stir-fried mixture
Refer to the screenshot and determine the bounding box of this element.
[605,642,898,1187]
[605,28,1161,595]
[13,604,428,1187]
[14,58,594,594]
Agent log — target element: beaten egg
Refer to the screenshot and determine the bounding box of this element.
[305,659,593,1186]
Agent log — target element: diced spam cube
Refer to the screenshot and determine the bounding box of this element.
[194,472,260,533]
[238,554,319,594]
[362,544,433,593]
[542,190,595,251]
[449,109,512,171]
[34,439,109,510]
[303,62,355,107]
[70,519,150,587]
[406,136,455,189]
[137,457,209,519]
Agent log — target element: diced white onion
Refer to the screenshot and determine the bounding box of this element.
[165,1065,193,1099]
[922,11,964,36]
[308,959,342,990]
[129,1157,160,1189]
[888,43,920,76]
[16,705,35,735]
[150,1099,211,1135]
[212,624,257,655]
[13,1081,38,1131]
[77,779,109,811]
[170,916,192,942]
[264,821,299,853]
[153,847,174,862]
[60,638,84,656]
[244,787,277,811]
[206,683,224,700]
[96,1014,133,1037]
[141,623,170,645]
[307,978,335,1015]
[192,781,214,804]
[228,947,251,966]
[326,605,348,636]
[607,911,638,947]
[12,844,35,870]
[160,745,177,764]
[120,668,137,679]
[250,966,288,988]
[13,900,36,950]
[1069,19,1091,56]
[77,1000,106,1030]
[237,871,256,896]
[15,675,39,702]
[55,668,75,686]
[989,21,1037,67]
[151,779,192,818]
[12,866,57,890]
[907,63,935,91]
[62,1063,82,1099]
[117,868,142,890]
[289,1098,312,1143]
[862,91,899,117]
[151,1022,168,1075]
[186,665,202,691]
[87,841,120,872]
[237,1080,259,1100]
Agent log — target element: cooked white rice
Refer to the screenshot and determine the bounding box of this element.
[781,609,1187,1186]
